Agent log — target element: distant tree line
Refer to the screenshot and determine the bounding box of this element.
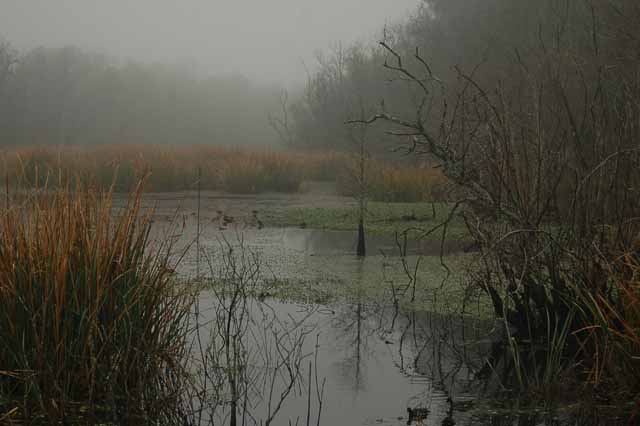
[0,43,282,147]
[287,0,640,154]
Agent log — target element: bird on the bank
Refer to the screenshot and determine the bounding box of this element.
[240,210,263,229]
[212,209,235,228]
[252,210,263,229]
[442,396,455,426]
[407,407,429,425]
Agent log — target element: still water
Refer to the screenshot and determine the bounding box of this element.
[117,190,618,426]
[191,294,488,426]
[165,224,610,426]
[168,215,486,426]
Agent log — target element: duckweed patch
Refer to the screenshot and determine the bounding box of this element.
[205,253,491,316]
[263,201,469,239]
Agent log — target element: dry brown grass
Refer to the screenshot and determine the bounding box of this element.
[337,159,449,202]
[577,243,640,411]
[0,145,448,202]
[0,181,192,423]
[0,144,346,194]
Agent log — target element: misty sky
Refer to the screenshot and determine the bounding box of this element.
[0,0,421,86]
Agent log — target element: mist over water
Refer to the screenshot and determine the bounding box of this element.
[1,0,638,424]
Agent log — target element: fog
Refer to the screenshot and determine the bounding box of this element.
[1,1,640,423]
[0,0,420,85]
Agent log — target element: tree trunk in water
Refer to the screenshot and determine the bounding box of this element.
[357,217,366,257]
[230,400,237,426]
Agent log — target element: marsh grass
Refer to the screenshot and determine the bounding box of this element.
[337,160,449,203]
[576,247,640,410]
[0,145,349,194]
[0,180,193,424]
[221,150,304,193]
[499,307,578,402]
[482,242,640,412]
[372,164,448,202]
[0,145,449,200]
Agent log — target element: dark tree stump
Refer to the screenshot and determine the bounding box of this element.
[357,218,366,257]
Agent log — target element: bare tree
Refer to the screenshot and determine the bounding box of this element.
[268,90,295,147]
[0,40,18,90]
[347,110,370,257]
[351,0,640,388]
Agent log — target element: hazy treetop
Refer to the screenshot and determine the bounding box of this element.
[0,0,420,86]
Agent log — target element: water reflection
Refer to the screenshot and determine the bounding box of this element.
[282,228,468,257]
[185,293,623,426]
[330,260,371,395]
[166,229,625,426]
[187,294,478,425]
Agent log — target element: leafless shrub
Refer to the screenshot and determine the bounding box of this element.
[182,237,323,426]
[353,0,640,395]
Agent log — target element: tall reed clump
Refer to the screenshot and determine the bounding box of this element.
[368,164,449,202]
[0,182,192,424]
[337,159,449,203]
[576,244,640,410]
[220,150,304,193]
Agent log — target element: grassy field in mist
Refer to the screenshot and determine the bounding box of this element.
[0,144,449,202]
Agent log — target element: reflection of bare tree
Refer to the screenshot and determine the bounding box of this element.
[182,238,323,426]
[472,411,575,426]
[329,259,380,394]
[370,252,494,426]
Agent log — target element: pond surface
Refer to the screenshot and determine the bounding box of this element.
[178,226,467,284]
[128,192,618,426]
[156,196,487,425]
[192,294,490,426]
[191,293,611,426]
